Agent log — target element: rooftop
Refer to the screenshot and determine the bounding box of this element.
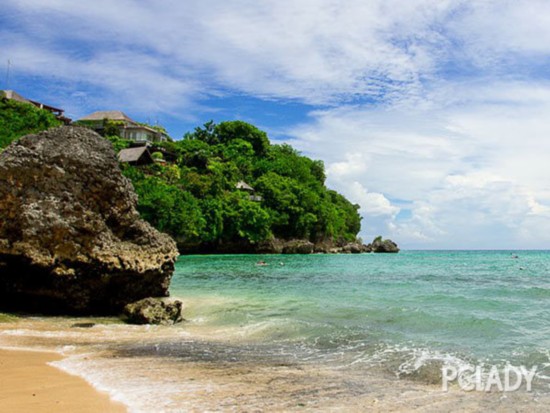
[236,181,255,191]
[1,90,30,103]
[118,146,152,163]
[79,110,135,123]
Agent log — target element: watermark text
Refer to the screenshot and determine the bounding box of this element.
[441,364,537,392]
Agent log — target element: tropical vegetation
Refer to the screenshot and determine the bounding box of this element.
[0,96,61,149]
[123,120,361,248]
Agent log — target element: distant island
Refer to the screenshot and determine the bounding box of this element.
[0,90,398,254]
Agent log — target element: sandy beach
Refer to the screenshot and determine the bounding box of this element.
[0,349,126,413]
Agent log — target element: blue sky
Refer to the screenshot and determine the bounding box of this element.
[2,0,550,249]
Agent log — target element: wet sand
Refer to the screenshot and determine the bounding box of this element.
[0,349,126,413]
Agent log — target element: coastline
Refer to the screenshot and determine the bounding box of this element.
[1,312,548,412]
[0,349,127,413]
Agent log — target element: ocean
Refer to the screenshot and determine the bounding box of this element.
[1,251,549,411]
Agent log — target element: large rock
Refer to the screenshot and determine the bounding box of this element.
[0,126,179,314]
[123,297,183,325]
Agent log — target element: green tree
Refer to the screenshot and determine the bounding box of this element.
[184,120,217,145]
[103,119,124,137]
[215,121,269,156]
[0,98,61,149]
[221,192,272,243]
[129,174,205,242]
[105,135,130,152]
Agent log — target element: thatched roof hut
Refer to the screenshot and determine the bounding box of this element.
[118,146,154,166]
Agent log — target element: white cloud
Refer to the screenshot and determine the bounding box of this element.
[5,0,550,108]
[1,38,202,118]
[1,0,465,106]
[288,81,550,248]
[446,1,550,59]
[348,182,400,218]
[327,153,370,178]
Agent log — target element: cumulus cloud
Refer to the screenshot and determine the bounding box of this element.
[347,182,400,217]
[326,153,370,179]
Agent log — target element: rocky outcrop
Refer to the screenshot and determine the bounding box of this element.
[369,237,400,253]
[123,298,183,325]
[178,237,397,254]
[178,238,315,254]
[0,126,179,314]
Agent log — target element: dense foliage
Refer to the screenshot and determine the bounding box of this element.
[0,97,61,149]
[124,121,361,248]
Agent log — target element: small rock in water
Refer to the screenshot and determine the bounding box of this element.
[369,237,400,253]
[123,297,184,325]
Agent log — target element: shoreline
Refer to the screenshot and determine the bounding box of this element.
[1,314,549,412]
[0,349,127,413]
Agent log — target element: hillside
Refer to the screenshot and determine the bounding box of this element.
[123,121,362,253]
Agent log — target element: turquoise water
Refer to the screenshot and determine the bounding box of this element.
[172,251,550,386]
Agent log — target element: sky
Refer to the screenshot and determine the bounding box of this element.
[2,0,550,249]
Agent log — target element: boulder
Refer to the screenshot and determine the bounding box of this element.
[123,297,183,325]
[370,237,400,253]
[0,126,179,314]
[340,242,364,254]
[282,239,314,254]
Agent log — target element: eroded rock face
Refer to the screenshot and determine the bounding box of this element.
[0,126,179,314]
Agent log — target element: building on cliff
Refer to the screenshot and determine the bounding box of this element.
[1,90,71,124]
[78,110,170,143]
